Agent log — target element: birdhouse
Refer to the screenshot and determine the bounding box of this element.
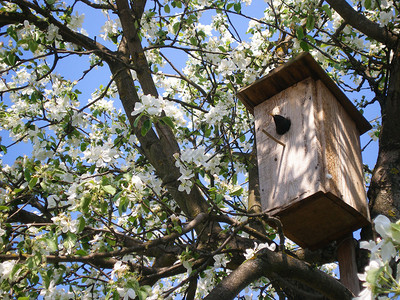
[237,53,371,249]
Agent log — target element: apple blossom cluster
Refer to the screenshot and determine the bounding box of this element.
[174,146,223,194]
[131,94,186,127]
[244,241,277,260]
[355,215,400,299]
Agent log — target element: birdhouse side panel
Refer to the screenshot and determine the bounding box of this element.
[315,80,370,221]
[255,78,325,212]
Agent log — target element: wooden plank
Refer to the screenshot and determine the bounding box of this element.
[255,78,323,212]
[316,80,370,221]
[274,192,369,249]
[337,233,361,296]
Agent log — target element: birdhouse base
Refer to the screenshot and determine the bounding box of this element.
[269,192,370,250]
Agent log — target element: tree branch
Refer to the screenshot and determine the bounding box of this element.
[205,249,353,300]
[325,0,398,48]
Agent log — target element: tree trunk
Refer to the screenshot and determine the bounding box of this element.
[368,48,400,221]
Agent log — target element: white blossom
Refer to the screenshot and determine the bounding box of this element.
[217,59,237,76]
[83,141,120,167]
[47,194,59,209]
[68,12,85,30]
[51,213,79,234]
[374,215,392,239]
[117,287,136,300]
[0,260,17,281]
[100,19,121,41]
[131,94,163,116]
[368,130,379,141]
[47,24,61,41]
[379,10,393,26]
[244,242,276,260]
[111,261,129,279]
[354,287,373,300]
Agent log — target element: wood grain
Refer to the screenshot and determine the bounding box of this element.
[253,77,370,249]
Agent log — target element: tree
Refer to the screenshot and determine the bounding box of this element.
[0,0,398,299]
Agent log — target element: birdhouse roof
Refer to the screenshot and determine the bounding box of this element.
[237,52,372,134]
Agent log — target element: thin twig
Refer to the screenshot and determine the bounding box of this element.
[262,129,286,147]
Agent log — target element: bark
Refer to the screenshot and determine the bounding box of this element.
[368,48,400,220]
[247,145,266,234]
[204,249,353,300]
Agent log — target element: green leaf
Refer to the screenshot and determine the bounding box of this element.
[0,206,9,211]
[234,2,241,13]
[391,222,400,243]
[100,200,108,214]
[133,113,143,128]
[205,127,211,138]
[218,46,226,52]
[28,177,38,189]
[89,164,96,174]
[118,196,128,215]
[29,40,38,52]
[137,286,152,300]
[26,253,41,269]
[80,195,91,213]
[0,145,7,154]
[364,0,371,9]
[75,249,88,256]
[137,290,148,300]
[230,187,243,197]
[13,188,23,194]
[141,119,152,136]
[7,27,18,41]
[306,15,315,31]
[17,297,29,300]
[215,194,224,203]
[5,52,17,66]
[45,236,58,252]
[24,168,31,182]
[77,217,86,233]
[189,37,197,45]
[321,5,332,19]
[11,263,22,280]
[103,185,116,196]
[43,270,53,288]
[175,0,182,8]
[296,26,304,40]
[64,233,77,250]
[80,142,87,152]
[300,41,309,51]
[164,4,170,13]
[172,22,180,34]
[160,116,175,129]
[306,34,316,45]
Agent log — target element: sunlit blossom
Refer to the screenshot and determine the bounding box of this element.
[117,287,136,300]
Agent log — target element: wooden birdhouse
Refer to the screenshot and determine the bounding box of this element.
[237,53,371,249]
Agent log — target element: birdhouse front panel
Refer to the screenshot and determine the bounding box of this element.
[255,77,324,212]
